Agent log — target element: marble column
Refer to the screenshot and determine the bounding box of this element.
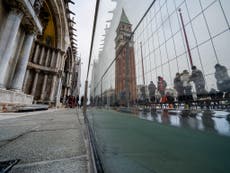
[10,33,34,91]
[50,49,57,67]
[66,88,70,96]
[33,43,40,63]
[0,9,23,88]
[45,49,50,66]
[31,70,40,96]
[55,77,62,106]
[38,46,45,65]
[64,88,68,101]
[68,72,72,87]
[66,72,70,87]
[23,69,30,92]
[55,51,61,69]
[40,73,48,100]
[49,75,57,101]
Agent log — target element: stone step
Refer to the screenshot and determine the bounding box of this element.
[16,104,49,112]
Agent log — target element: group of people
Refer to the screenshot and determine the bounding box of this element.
[147,76,168,103]
[145,64,230,104]
[174,66,207,102]
[65,95,79,108]
[64,95,86,108]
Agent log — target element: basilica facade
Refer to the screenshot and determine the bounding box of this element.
[0,0,80,108]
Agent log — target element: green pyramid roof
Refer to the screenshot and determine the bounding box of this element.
[120,8,130,24]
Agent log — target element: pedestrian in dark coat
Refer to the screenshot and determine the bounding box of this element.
[215,64,230,92]
[181,70,193,101]
[190,66,207,95]
[148,81,156,103]
[174,73,183,101]
[80,96,84,108]
[76,95,79,107]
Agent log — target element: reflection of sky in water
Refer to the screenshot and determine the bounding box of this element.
[213,117,230,136]
[169,116,180,127]
[139,111,230,137]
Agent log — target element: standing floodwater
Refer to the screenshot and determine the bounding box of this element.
[139,109,230,136]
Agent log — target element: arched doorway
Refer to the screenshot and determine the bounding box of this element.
[23,0,68,106]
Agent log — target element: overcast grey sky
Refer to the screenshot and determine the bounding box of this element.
[70,0,96,96]
[70,0,230,96]
[70,0,116,96]
[69,0,151,96]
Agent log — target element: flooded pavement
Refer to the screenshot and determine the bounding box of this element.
[139,109,230,137]
[87,109,230,173]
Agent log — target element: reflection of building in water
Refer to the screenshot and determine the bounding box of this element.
[115,9,137,104]
[179,116,200,130]
[202,111,216,132]
[0,0,80,108]
[102,88,115,106]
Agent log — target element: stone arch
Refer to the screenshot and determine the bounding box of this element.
[43,0,68,50]
[56,0,69,51]
[45,0,62,49]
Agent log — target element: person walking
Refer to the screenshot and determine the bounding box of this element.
[180,70,192,101]
[157,76,167,97]
[190,66,207,96]
[174,73,183,102]
[76,95,79,108]
[148,81,156,103]
[80,96,84,108]
[214,64,230,92]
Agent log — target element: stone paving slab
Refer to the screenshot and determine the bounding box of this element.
[10,156,87,173]
[0,109,88,173]
[0,129,86,164]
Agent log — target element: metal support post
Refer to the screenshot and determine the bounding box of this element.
[179,8,193,68]
[101,79,103,106]
[83,80,88,115]
[140,42,145,86]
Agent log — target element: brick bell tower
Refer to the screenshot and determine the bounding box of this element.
[115,9,137,105]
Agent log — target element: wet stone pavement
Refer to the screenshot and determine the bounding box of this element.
[0,109,88,173]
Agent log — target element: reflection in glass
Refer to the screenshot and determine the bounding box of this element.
[91,0,230,117]
[204,1,228,37]
[202,110,216,132]
[192,14,209,44]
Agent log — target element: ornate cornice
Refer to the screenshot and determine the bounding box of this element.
[4,0,42,34]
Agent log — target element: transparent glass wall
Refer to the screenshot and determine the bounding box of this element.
[134,0,230,94]
[90,0,230,105]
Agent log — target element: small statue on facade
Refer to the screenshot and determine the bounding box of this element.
[34,0,44,15]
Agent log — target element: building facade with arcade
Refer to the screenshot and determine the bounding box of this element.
[0,0,80,108]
